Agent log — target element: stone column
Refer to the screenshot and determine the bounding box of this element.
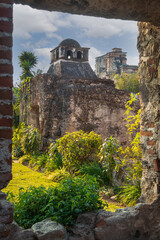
[138,22,160,203]
[0,0,14,238]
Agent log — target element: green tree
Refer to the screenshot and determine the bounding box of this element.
[113,73,140,93]
[19,51,38,80]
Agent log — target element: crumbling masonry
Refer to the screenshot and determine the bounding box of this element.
[20,39,137,147]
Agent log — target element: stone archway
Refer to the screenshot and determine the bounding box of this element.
[1,0,160,239]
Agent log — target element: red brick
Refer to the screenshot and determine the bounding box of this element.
[0,172,12,183]
[0,64,13,74]
[140,130,153,137]
[0,76,13,87]
[0,104,13,116]
[0,128,12,139]
[147,140,155,146]
[9,143,12,152]
[0,0,13,3]
[0,118,12,127]
[0,37,12,47]
[154,159,160,172]
[6,157,12,166]
[0,7,12,18]
[149,67,156,73]
[0,229,10,238]
[147,149,154,155]
[0,21,13,33]
[0,89,12,100]
[147,59,154,65]
[148,123,155,128]
[96,220,106,227]
[0,50,12,61]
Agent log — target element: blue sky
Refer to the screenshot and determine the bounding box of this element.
[13,4,139,85]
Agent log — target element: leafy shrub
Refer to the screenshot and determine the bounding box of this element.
[12,123,41,157]
[118,93,142,184]
[113,73,140,93]
[29,154,49,171]
[13,87,20,128]
[79,162,109,186]
[57,131,102,172]
[46,141,63,171]
[21,124,41,155]
[99,136,120,184]
[47,168,72,182]
[115,93,142,205]
[14,177,104,228]
[19,155,31,166]
[116,182,141,206]
[14,186,53,228]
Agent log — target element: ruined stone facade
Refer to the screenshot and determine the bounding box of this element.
[95,48,138,79]
[20,39,136,147]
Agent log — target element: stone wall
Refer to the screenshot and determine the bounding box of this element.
[21,74,138,147]
[138,22,160,203]
[0,0,14,238]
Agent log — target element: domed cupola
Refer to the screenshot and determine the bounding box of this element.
[59,38,81,48]
[50,38,89,63]
[48,38,97,80]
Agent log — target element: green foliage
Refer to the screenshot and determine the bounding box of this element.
[46,141,63,171]
[20,124,41,155]
[57,131,102,172]
[116,182,141,206]
[113,73,140,93]
[12,123,41,158]
[13,87,20,128]
[118,93,142,184]
[12,125,24,158]
[79,162,109,186]
[19,51,38,80]
[29,154,49,171]
[99,136,120,183]
[115,93,142,205]
[19,155,31,166]
[47,168,71,182]
[13,177,104,229]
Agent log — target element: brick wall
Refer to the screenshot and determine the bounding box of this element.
[0,0,14,238]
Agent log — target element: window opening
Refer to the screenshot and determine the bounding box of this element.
[67,50,72,59]
[77,51,82,59]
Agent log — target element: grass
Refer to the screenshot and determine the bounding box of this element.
[3,162,122,212]
[3,162,58,197]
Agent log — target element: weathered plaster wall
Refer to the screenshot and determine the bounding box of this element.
[138,22,160,203]
[0,0,14,238]
[21,74,137,147]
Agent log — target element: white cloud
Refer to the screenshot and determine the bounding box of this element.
[127,56,139,66]
[46,33,63,41]
[13,4,66,39]
[21,41,33,49]
[34,47,52,58]
[66,15,138,39]
[14,4,138,41]
[36,59,50,73]
[34,48,52,72]
[89,47,103,70]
